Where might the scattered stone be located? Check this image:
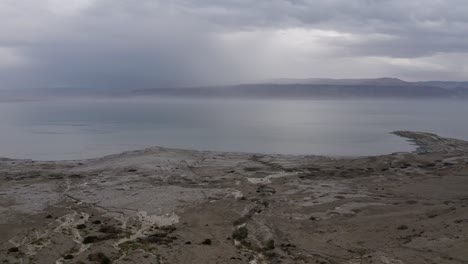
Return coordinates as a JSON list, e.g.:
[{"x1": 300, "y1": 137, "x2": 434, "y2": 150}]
[
  {"x1": 256, "y1": 185, "x2": 276, "y2": 195},
  {"x1": 426, "y1": 212, "x2": 439, "y2": 218},
  {"x1": 99, "y1": 225, "x2": 122, "y2": 234},
  {"x1": 265, "y1": 239, "x2": 275, "y2": 250},
  {"x1": 83, "y1": 236, "x2": 99, "y2": 244},
  {"x1": 93, "y1": 220, "x2": 102, "y2": 225},
  {"x1": 142, "y1": 232, "x2": 177, "y2": 245},
  {"x1": 88, "y1": 252, "x2": 111, "y2": 264},
  {"x1": 64, "y1": 254, "x2": 74, "y2": 260},
  {"x1": 8, "y1": 247, "x2": 19, "y2": 253},
  {"x1": 201, "y1": 239, "x2": 212, "y2": 245},
  {"x1": 77, "y1": 224, "x2": 86, "y2": 229},
  {"x1": 161, "y1": 225, "x2": 177, "y2": 232},
  {"x1": 281, "y1": 243, "x2": 296, "y2": 248},
  {"x1": 232, "y1": 226, "x2": 248, "y2": 240},
  {"x1": 397, "y1": 225, "x2": 409, "y2": 230},
  {"x1": 46, "y1": 214, "x2": 53, "y2": 219}
]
